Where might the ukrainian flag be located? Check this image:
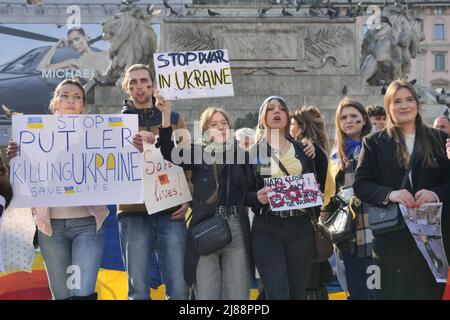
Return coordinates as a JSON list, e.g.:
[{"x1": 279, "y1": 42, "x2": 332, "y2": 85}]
[
  {"x1": 64, "y1": 186, "x2": 76, "y2": 194},
  {"x1": 108, "y1": 117, "x2": 124, "y2": 127},
  {"x1": 27, "y1": 117, "x2": 44, "y2": 129}
]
